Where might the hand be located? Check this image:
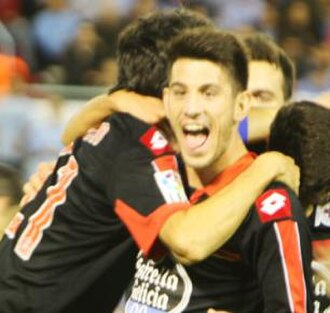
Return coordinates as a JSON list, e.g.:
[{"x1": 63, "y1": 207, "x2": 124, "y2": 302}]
[
  {"x1": 62, "y1": 94, "x2": 113, "y2": 145},
  {"x1": 255, "y1": 152, "x2": 300, "y2": 194},
  {"x1": 62, "y1": 90, "x2": 164, "y2": 145},
  {"x1": 110, "y1": 90, "x2": 165, "y2": 124},
  {"x1": 20, "y1": 161, "x2": 56, "y2": 207}
]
